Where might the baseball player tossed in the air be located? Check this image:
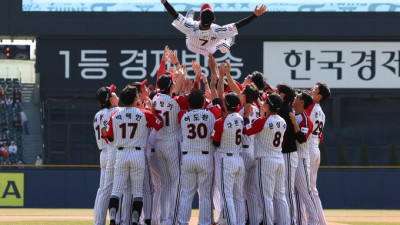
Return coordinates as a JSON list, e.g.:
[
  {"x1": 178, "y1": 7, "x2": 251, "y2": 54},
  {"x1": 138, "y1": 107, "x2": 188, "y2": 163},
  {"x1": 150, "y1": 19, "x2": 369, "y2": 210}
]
[
  {"x1": 107, "y1": 85, "x2": 163, "y2": 225},
  {"x1": 276, "y1": 83, "x2": 298, "y2": 225},
  {"x1": 289, "y1": 91, "x2": 320, "y2": 225},
  {"x1": 211, "y1": 92, "x2": 246, "y2": 225},
  {"x1": 161, "y1": 0, "x2": 267, "y2": 56},
  {"x1": 301, "y1": 82, "x2": 331, "y2": 225},
  {"x1": 94, "y1": 85, "x2": 131, "y2": 225},
  {"x1": 243, "y1": 93, "x2": 290, "y2": 225},
  {"x1": 152, "y1": 73, "x2": 189, "y2": 225},
  {"x1": 177, "y1": 88, "x2": 222, "y2": 225}
]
